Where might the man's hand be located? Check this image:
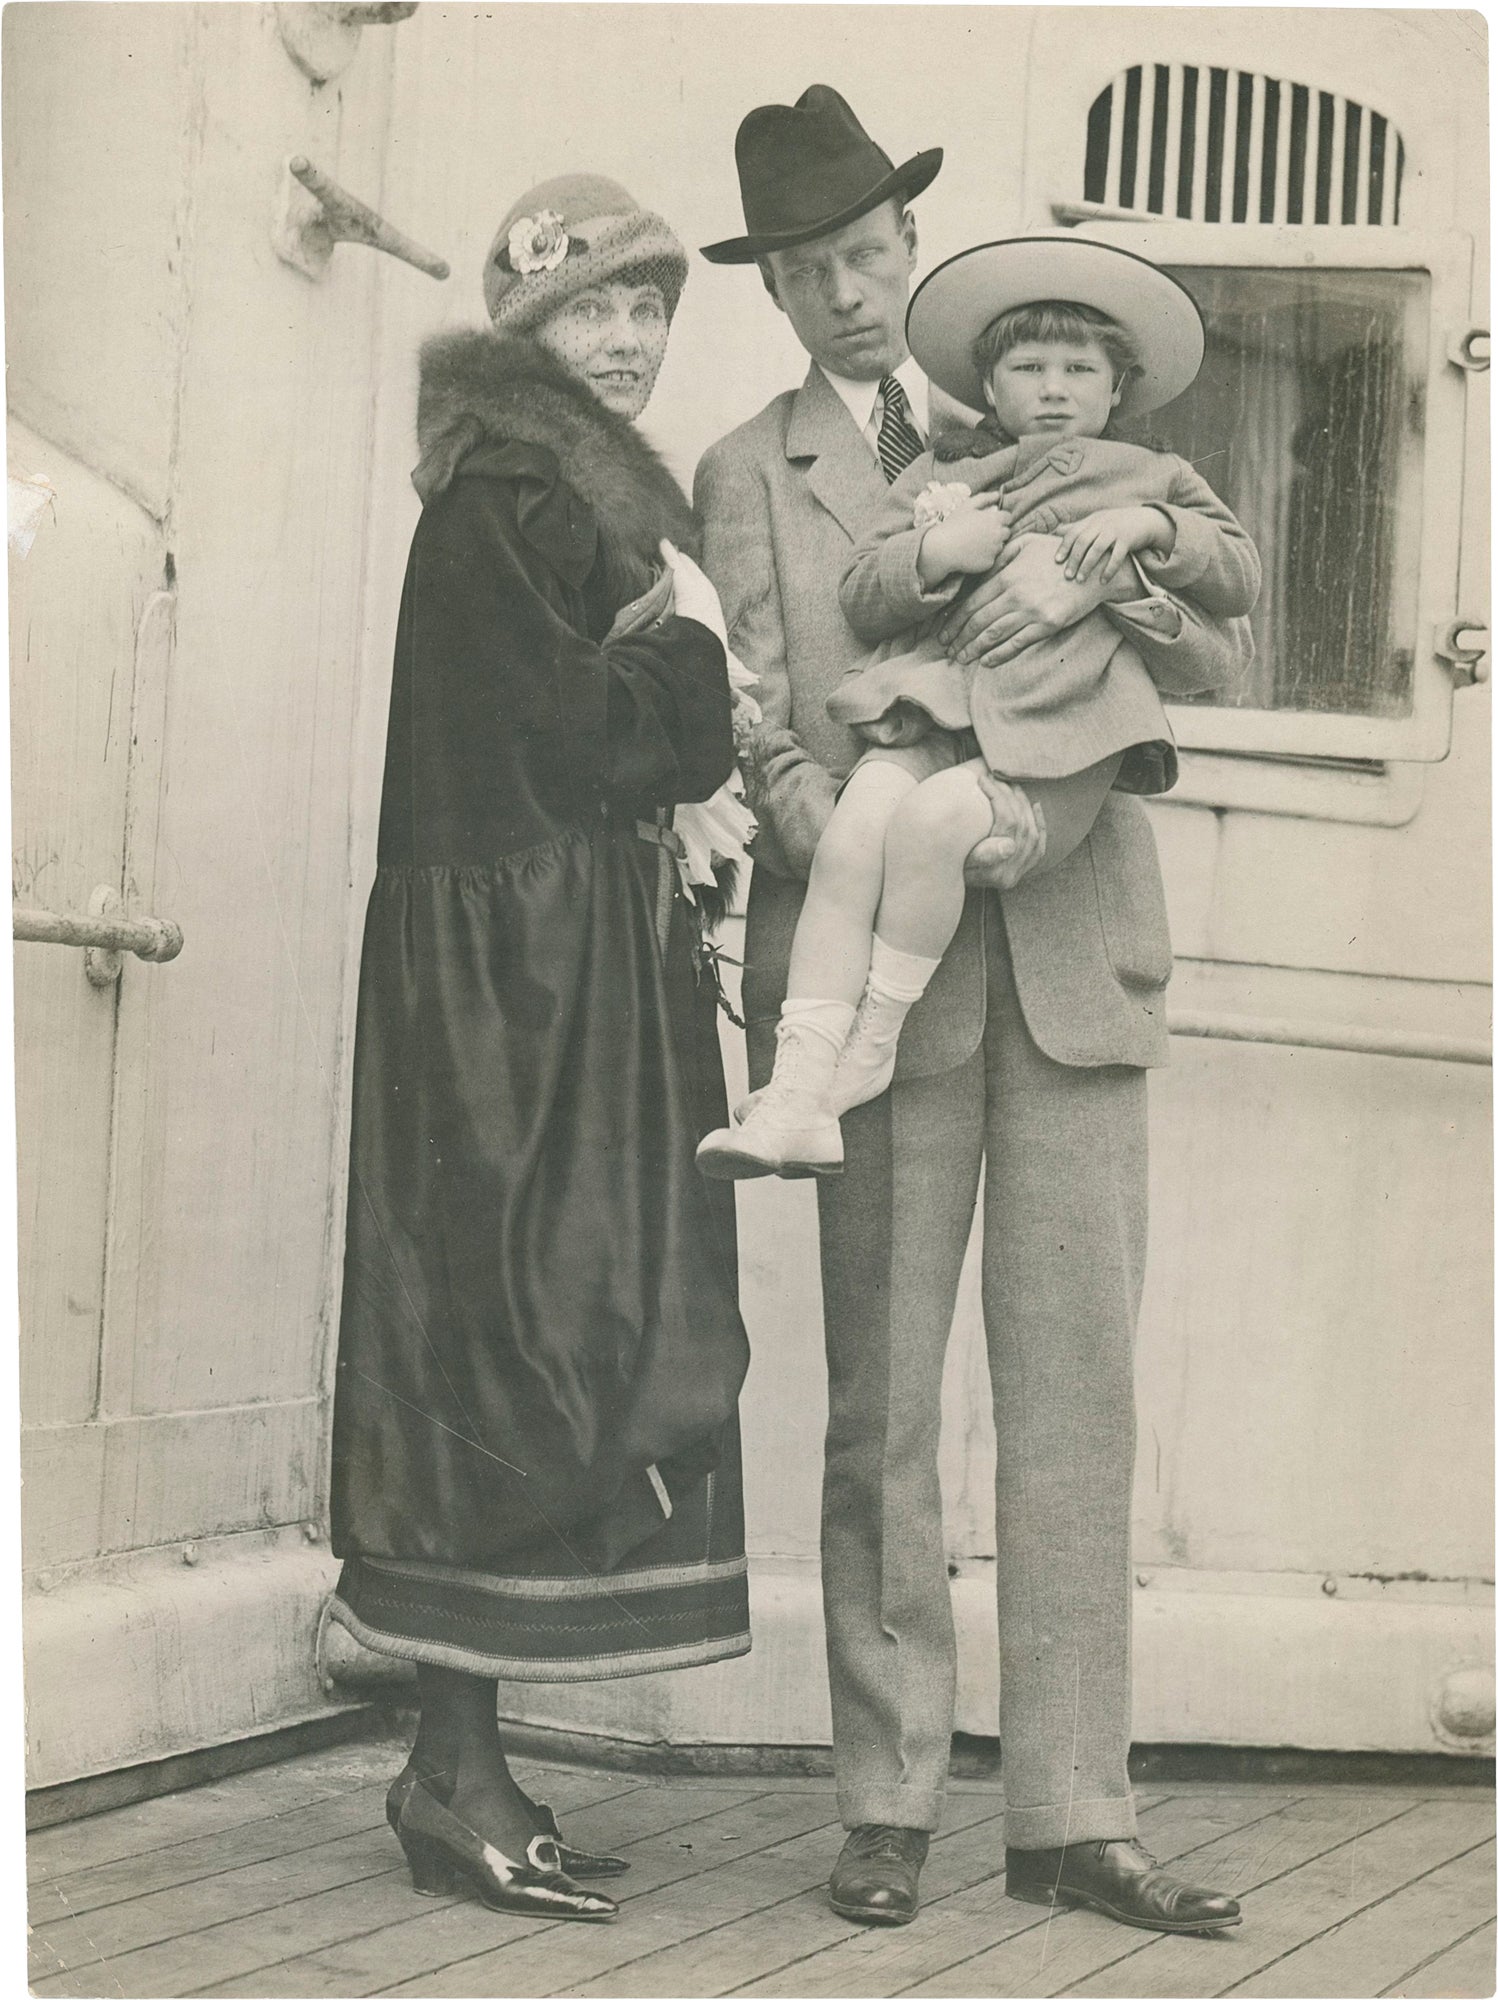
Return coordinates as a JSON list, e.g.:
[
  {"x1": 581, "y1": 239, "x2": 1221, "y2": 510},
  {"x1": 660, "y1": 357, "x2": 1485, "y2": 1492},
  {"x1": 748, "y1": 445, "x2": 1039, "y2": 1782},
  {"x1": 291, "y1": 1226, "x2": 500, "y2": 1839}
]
[
  {"x1": 962, "y1": 771, "x2": 1047, "y2": 891},
  {"x1": 939, "y1": 532, "x2": 1137, "y2": 669}
]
